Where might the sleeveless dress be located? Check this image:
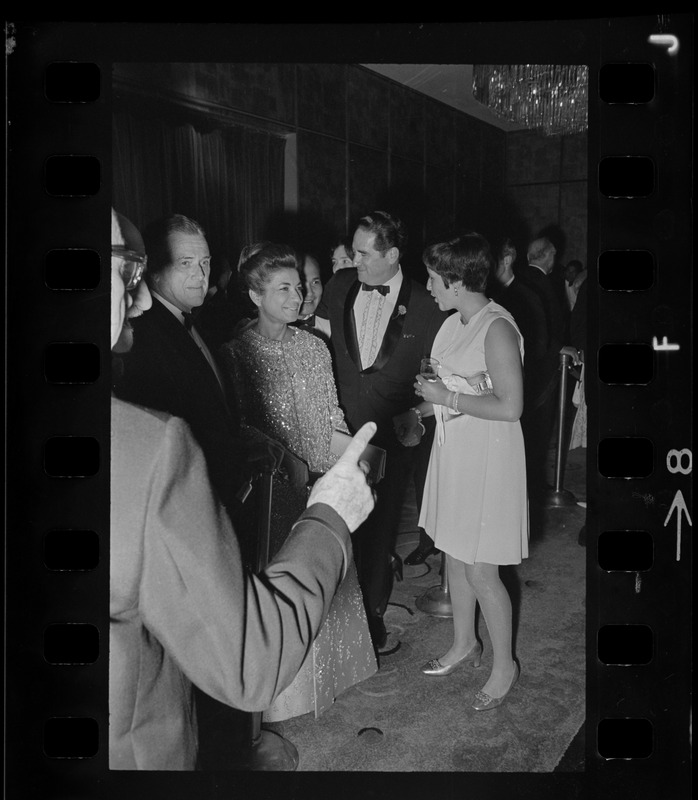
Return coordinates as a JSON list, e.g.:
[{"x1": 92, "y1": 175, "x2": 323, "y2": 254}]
[
  {"x1": 219, "y1": 326, "x2": 377, "y2": 721},
  {"x1": 418, "y1": 301, "x2": 529, "y2": 565}
]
